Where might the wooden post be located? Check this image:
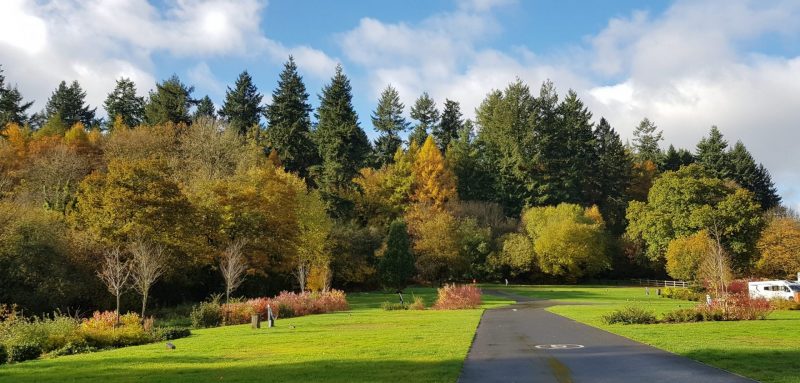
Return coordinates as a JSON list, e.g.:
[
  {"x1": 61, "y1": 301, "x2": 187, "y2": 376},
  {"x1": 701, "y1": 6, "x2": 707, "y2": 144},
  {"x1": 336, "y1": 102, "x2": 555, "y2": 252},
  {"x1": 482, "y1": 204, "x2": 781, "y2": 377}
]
[{"x1": 251, "y1": 314, "x2": 260, "y2": 329}]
